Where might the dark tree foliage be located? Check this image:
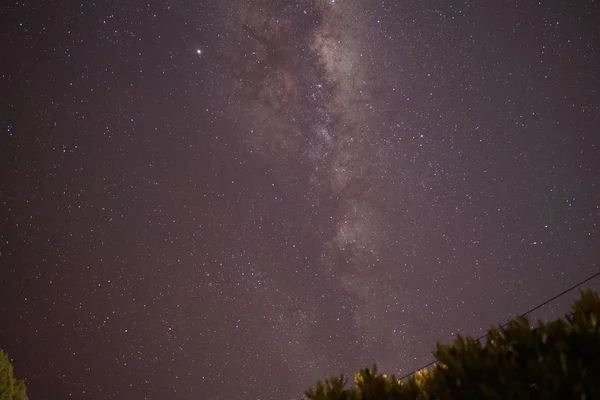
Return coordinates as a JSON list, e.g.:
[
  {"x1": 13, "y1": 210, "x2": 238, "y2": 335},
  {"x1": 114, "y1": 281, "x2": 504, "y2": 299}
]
[
  {"x1": 303, "y1": 290, "x2": 600, "y2": 400},
  {"x1": 0, "y1": 350, "x2": 28, "y2": 400}
]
